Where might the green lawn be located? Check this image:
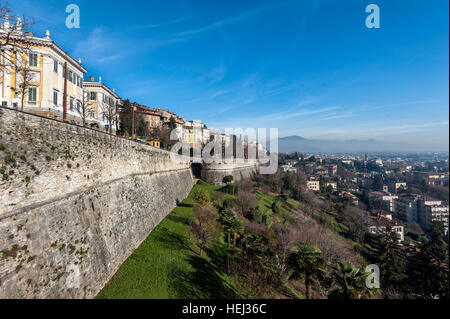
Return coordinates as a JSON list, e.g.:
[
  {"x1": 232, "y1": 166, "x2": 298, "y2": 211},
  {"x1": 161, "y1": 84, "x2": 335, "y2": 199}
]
[{"x1": 96, "y1": 181, "x2": 235, "y2": 299}]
